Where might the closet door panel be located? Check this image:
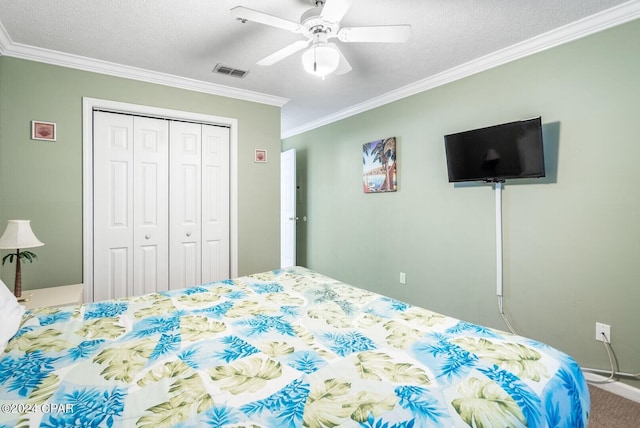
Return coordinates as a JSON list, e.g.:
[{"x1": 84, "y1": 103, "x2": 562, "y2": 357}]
[
  {"x1": 181, "y1": 242, "x2": 199, "y2": 287},
  {"x1": 93, "y1": 112, "x2": 135, "y2": 301},
  {"x1": 108, "y1": 248, "x2": 130, "y2": 299},
  {"x1": 133, "y1": 117, "x2": 169, "y2": 295},
  {"x1": 93, "y1": 110, "x2": 231, "y2": 300},
  {"x1": 170, "y1": 121, "x2": 202, "y2": 289},
  {"x1": 202, "y1": 125, "x2": 230, "y2": 282}
]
